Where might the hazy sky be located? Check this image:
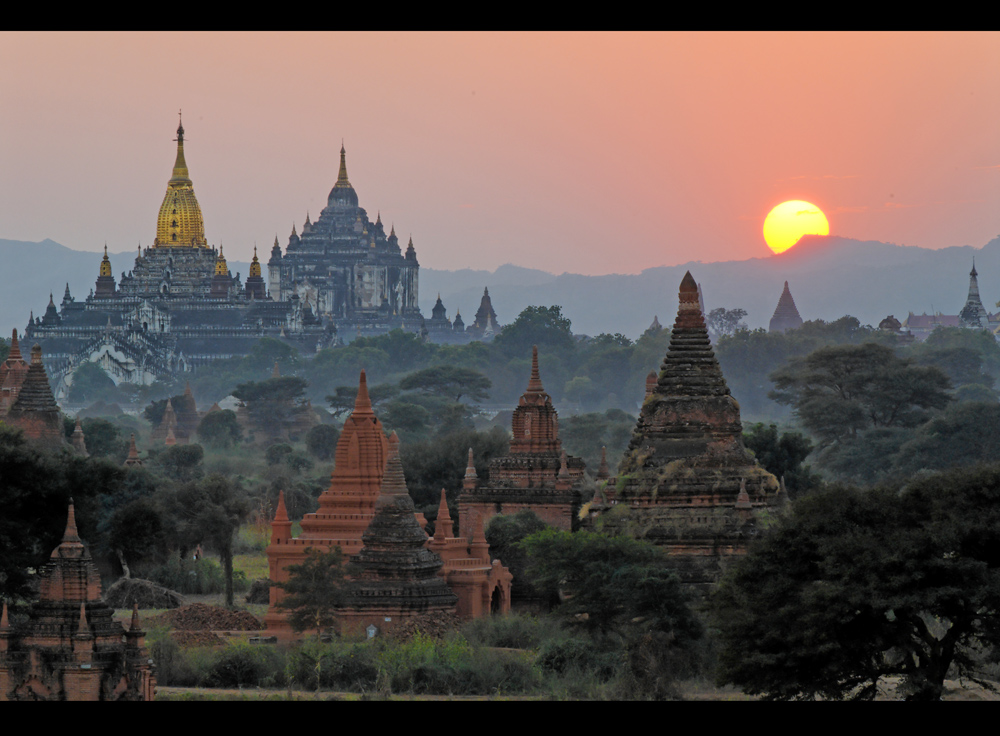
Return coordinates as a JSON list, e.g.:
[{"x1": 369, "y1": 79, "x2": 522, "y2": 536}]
[{"x1": 2, "y1": 32, "x2": 998, "y2": 275}]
